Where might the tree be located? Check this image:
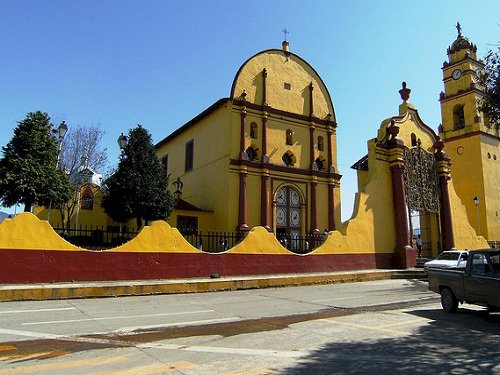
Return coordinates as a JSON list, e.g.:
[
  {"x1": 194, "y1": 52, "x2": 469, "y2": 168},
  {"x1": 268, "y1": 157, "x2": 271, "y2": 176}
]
[
  {"x1": 479, "y1": 48, "x2": 500, "y2": 124},
  {"x1": 0, "y1": 111, "x2": 72, "y2": 212},
  {"x1": 102, "y1": 125, "x2": 175, "y2": 228},
  {"x1": 56, "y1": 124, "x2": 108, "y2": 231}
]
